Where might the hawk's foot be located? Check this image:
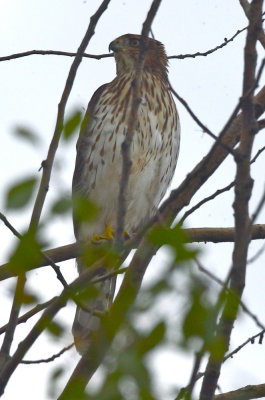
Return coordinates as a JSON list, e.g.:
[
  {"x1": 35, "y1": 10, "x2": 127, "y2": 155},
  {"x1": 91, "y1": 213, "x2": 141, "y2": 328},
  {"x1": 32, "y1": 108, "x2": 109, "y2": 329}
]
[
  {"x1": 91, "y1": 225, "x2": 130, "y2": 244},
  {"x1": 91, "y1": 224, "x2": 115, "y2": 244}
]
